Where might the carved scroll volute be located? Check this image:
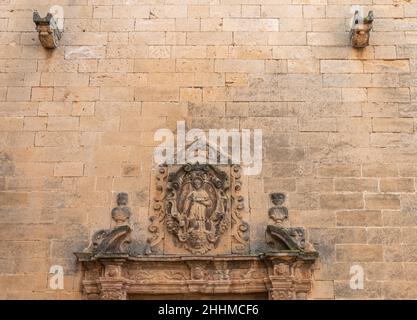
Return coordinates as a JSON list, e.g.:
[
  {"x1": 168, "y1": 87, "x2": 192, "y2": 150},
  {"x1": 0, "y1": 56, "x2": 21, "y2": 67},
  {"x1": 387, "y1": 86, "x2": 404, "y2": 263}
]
[
  {"x1": 83, "y1": 192, "x2": 132, "y2": 255},
  {"x1": 146, "y1": 165, "x2": 168, "y2": 254},
  {"x1": 230, "y1": 165, "x2": 249, "y2": 253}
]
